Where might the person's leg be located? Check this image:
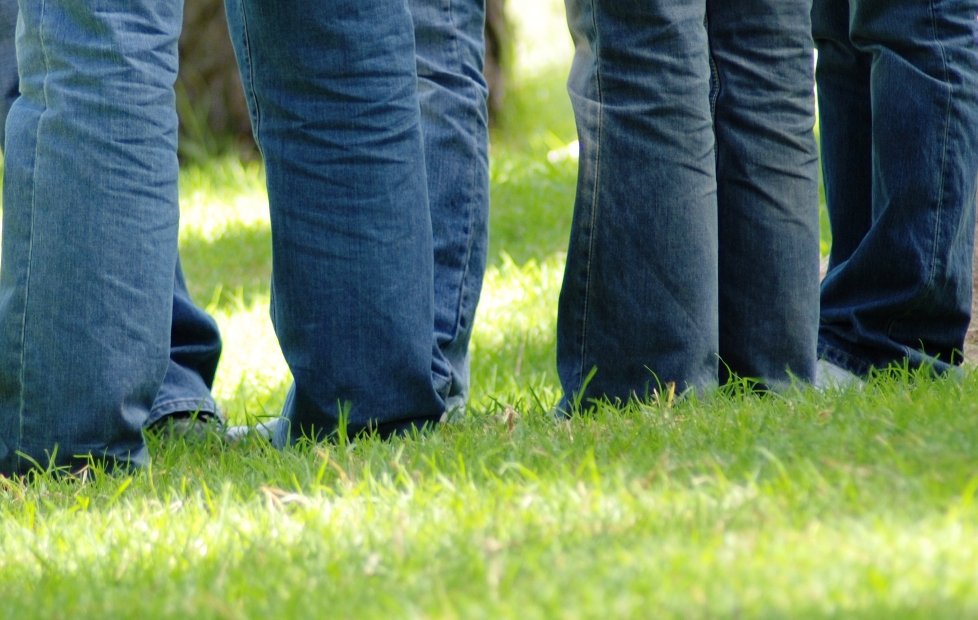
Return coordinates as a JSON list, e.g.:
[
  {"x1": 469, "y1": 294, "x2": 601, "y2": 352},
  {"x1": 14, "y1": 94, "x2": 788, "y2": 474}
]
[
  {"x1": 147, "y1": 258, "x2": 223, "y2": 427},
  {"x1": 0, "y1": 3, "x2": 221, "y2": 433},
  {"x1": 408, "y1": 0, "x2": 490, "y2": 411},
  {"x1": 0, "y1": 0, "x2": 17, "y2": 147},
  {"x1": 815, "y1": 0, "x2": 978, "y2": 375},
  {"x1": 226, "y1": 0, "x2": 446, "y2": 445},
  {"x1": 0, "y1": 0, "x2": 182, "y2": 475},
  {"x1": 707, "y1": 0, "x2": 820, "y2": 388},
  {"x1": 557, "y1": 0, "x2": 718, "y2": 408}
]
